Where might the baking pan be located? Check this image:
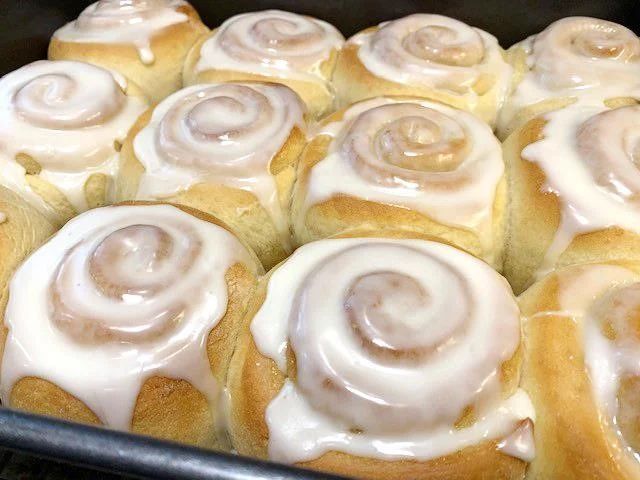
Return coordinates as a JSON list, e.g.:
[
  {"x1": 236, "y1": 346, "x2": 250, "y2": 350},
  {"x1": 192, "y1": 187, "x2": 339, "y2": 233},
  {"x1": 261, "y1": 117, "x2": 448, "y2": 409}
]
[{"x1": 0, "y1": 0, "x2": 639, "y2": 478}]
